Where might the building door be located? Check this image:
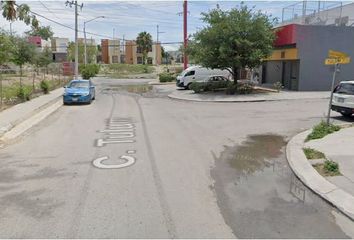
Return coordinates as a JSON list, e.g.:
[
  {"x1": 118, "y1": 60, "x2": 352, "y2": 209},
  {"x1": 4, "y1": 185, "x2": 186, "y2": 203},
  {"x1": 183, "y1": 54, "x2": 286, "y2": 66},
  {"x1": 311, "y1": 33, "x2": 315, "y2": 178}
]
[
  {"x1": 289, "y1": 61, "x2": 299, "y2": 91},
  {"x1": 281, "y1": 62, "x2": 286, "y2": 87}
]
